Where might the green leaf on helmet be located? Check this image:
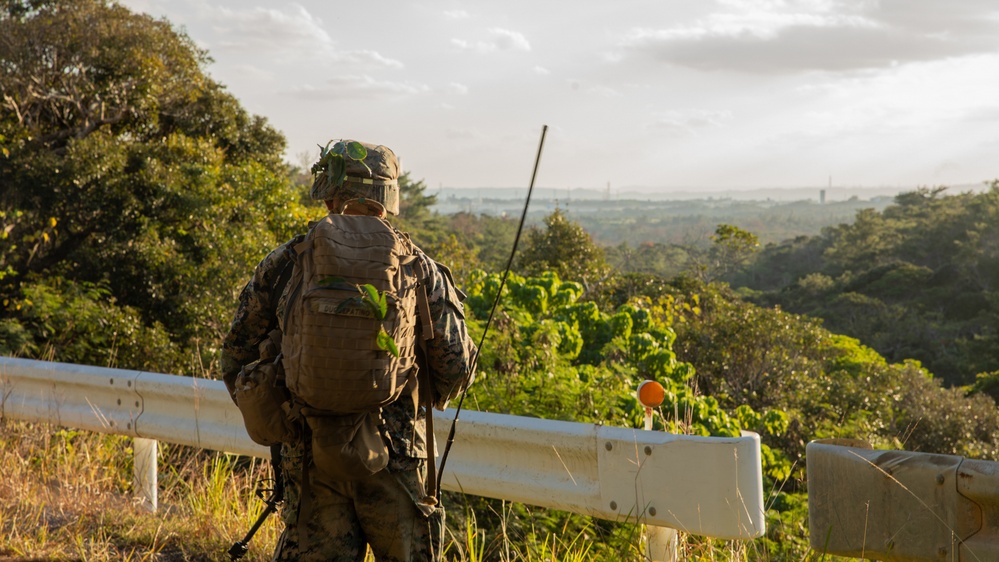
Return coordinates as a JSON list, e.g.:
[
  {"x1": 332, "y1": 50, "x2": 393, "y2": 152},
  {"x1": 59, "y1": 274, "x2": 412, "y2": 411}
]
[
  {"x1": 323, "y1": 156, "x2": 346, "y2": 188},
  {"x1": 345, "y1": 141, "x2": 367, "y2": 161}
]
